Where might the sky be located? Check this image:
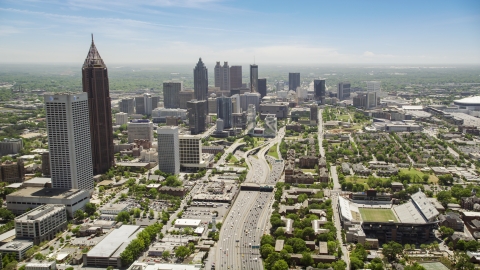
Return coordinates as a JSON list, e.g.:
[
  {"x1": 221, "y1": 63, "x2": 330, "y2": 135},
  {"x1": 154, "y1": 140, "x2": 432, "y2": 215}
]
[{"x1": 0, "y1": 0, "x2": 479, "y2": 65}]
